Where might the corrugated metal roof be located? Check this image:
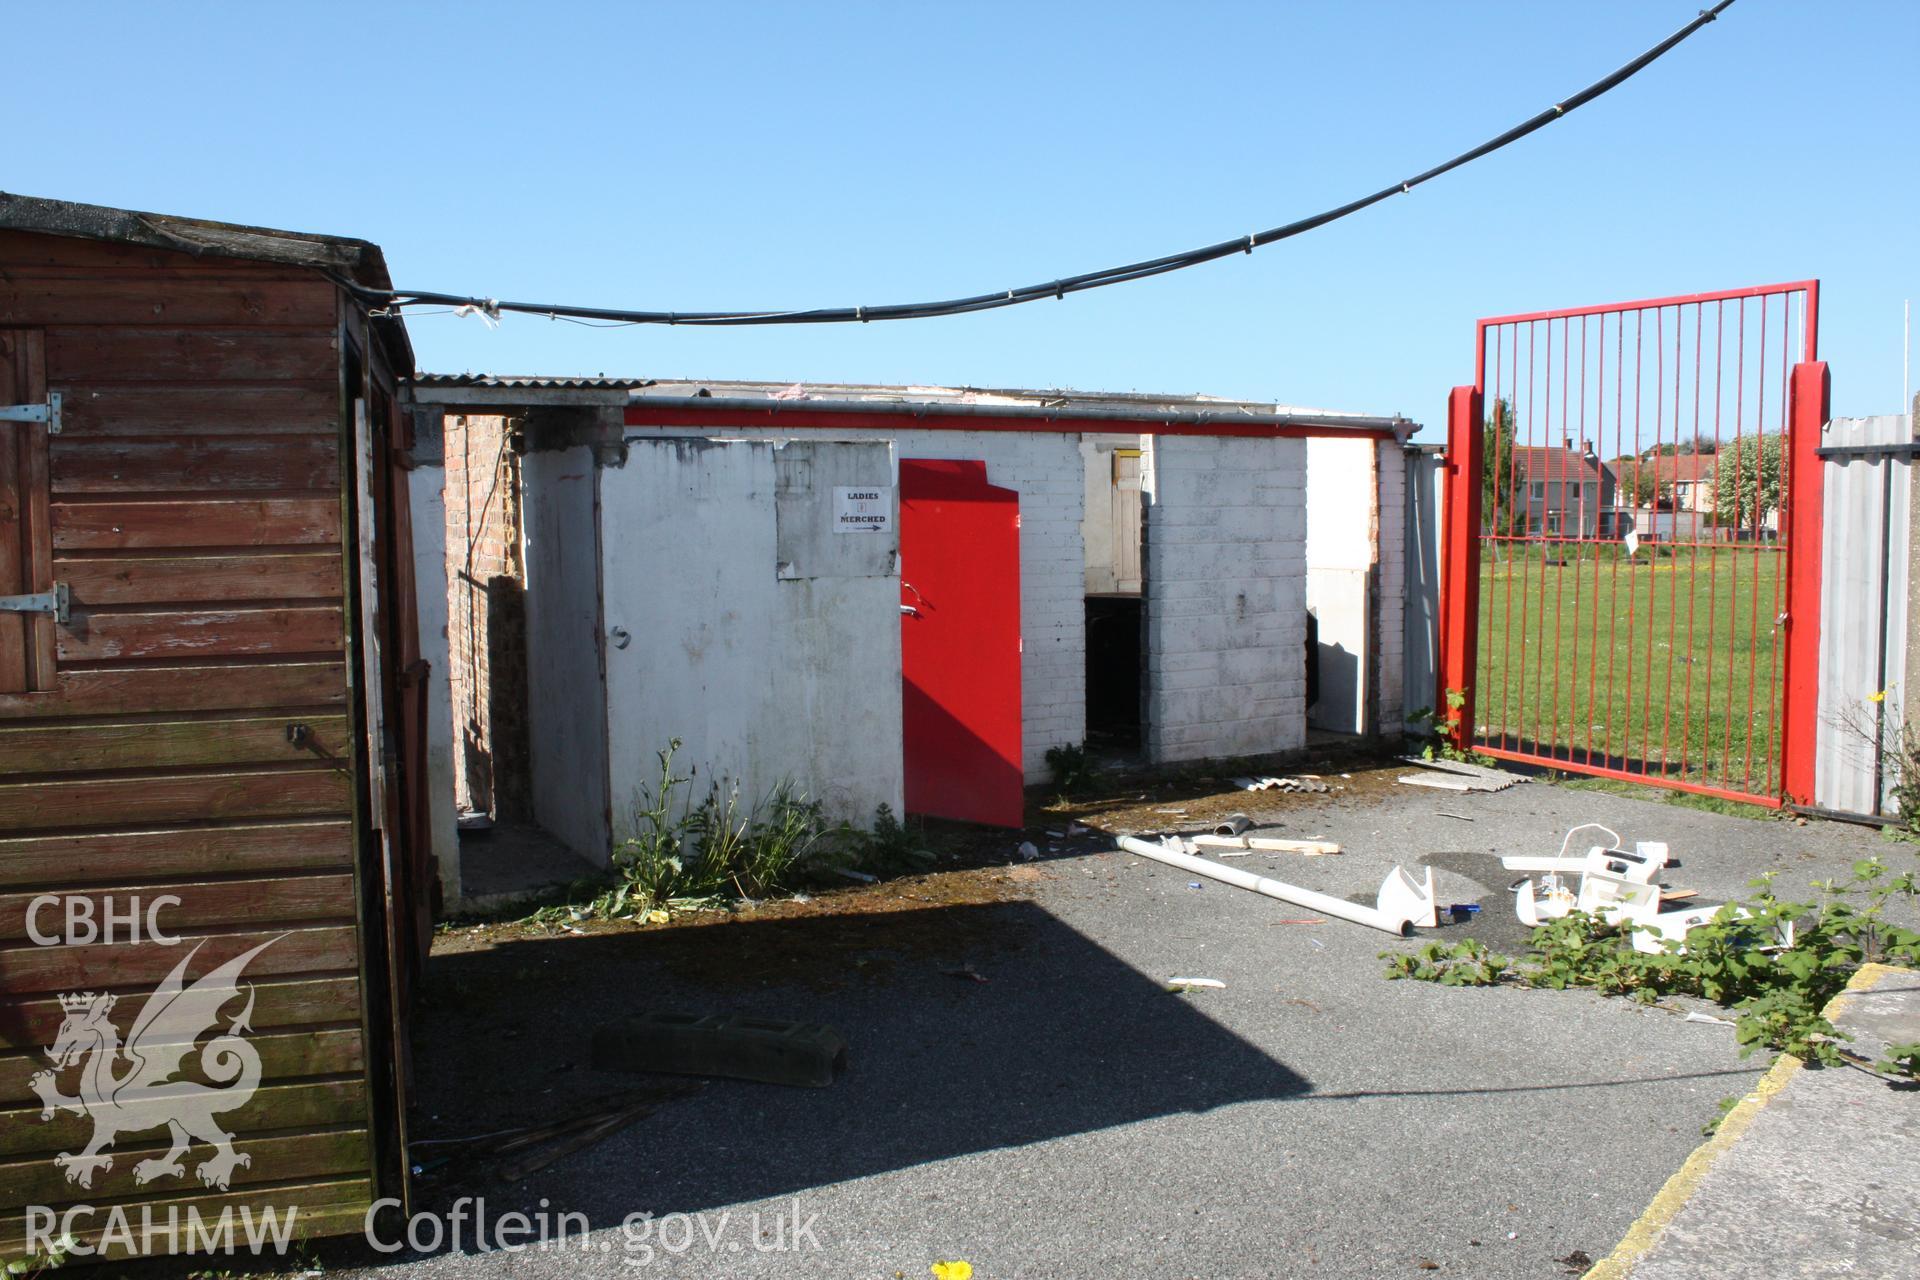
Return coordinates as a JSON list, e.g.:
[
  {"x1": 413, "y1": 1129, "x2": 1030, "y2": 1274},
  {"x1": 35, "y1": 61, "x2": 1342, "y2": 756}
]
[
  {"x1": 406, "y1": 376, "x2": 1415, "y2": 433},
  {"x1": 410, "y1": 374, "x2": 653, "y2": 389},
  {"x1": 627, "y1": 378, "x2": 1371, "y2": 421}
]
